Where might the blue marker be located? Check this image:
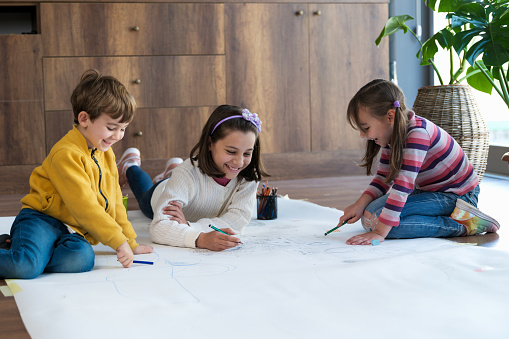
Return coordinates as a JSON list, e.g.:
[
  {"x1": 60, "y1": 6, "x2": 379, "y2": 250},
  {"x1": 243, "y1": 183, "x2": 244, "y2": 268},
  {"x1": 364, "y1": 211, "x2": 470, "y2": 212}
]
[
  {"x1": 133, "y1": 260, "x2": 154, "y2": 265},
  {"x1": 371, "y1": 239, "x2": 380, "y2": 246}
]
